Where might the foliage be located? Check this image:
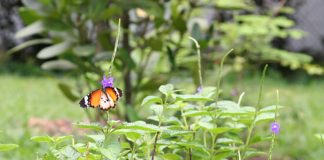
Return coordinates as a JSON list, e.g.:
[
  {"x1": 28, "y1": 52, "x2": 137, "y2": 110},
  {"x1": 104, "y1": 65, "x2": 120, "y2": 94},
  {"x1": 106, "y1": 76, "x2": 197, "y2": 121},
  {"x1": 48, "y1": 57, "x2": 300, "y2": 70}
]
[
  {"x1": 29, "y1": 74, "x2": 282, "y2": 159},
  {"x1": 8, "y1": 0, "x2": 323, "y2": 121}
]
